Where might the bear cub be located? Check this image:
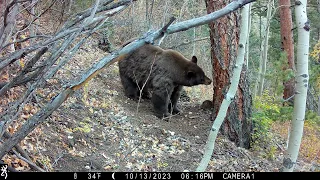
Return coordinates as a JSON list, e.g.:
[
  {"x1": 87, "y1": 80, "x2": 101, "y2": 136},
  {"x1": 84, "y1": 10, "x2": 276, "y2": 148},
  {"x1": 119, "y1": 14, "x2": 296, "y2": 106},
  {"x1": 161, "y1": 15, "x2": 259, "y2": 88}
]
[{"x1": 118, "y1": 44, "x2": 212, "y2": 118}]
